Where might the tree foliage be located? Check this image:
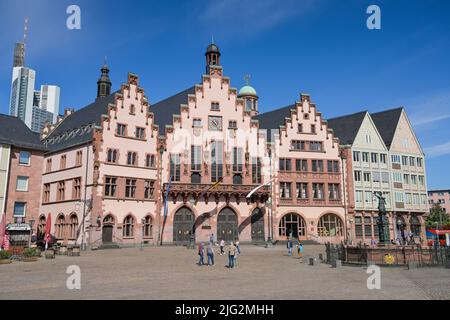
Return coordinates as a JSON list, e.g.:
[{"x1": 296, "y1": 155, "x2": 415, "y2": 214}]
[{"x1": 426, "y1": 203, "x2": 450, "y2": 228}]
